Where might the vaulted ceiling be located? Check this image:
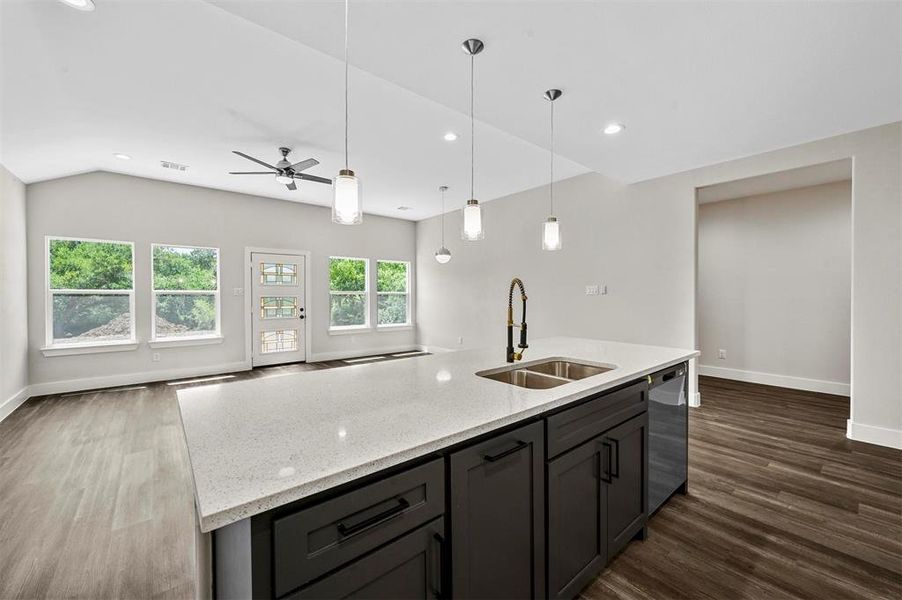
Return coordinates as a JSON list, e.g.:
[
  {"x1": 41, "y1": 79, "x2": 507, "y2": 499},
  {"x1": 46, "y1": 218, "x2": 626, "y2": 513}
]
[{"x1": 1, "y1": 0, "x2": 899, "y2": 220}]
